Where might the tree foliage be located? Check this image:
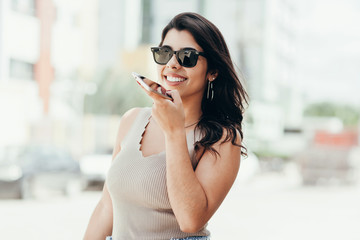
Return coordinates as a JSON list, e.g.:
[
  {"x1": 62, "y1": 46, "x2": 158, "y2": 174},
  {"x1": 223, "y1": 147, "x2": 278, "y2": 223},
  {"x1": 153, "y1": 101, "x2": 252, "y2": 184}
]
[
  {"x1": 84, "y1": 69, "x2": 151, "y2": 115},
  {"x1": 304, "y1": 102, "x2": 359, "y2": 126}
]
